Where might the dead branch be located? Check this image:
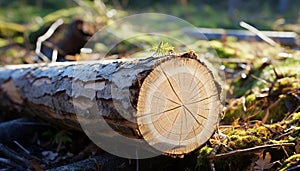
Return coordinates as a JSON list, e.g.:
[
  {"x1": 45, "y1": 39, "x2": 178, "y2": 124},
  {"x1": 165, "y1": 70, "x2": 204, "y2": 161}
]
[
  {"x1": 0, "y1": 143, "x2": 32, "y2": 169},
  {"x1": 35, "y1": 19, "x2": 64, "y2": 62},
  {"x1": 208, "y1": 143, "x2": 295, "y2": 160}
]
